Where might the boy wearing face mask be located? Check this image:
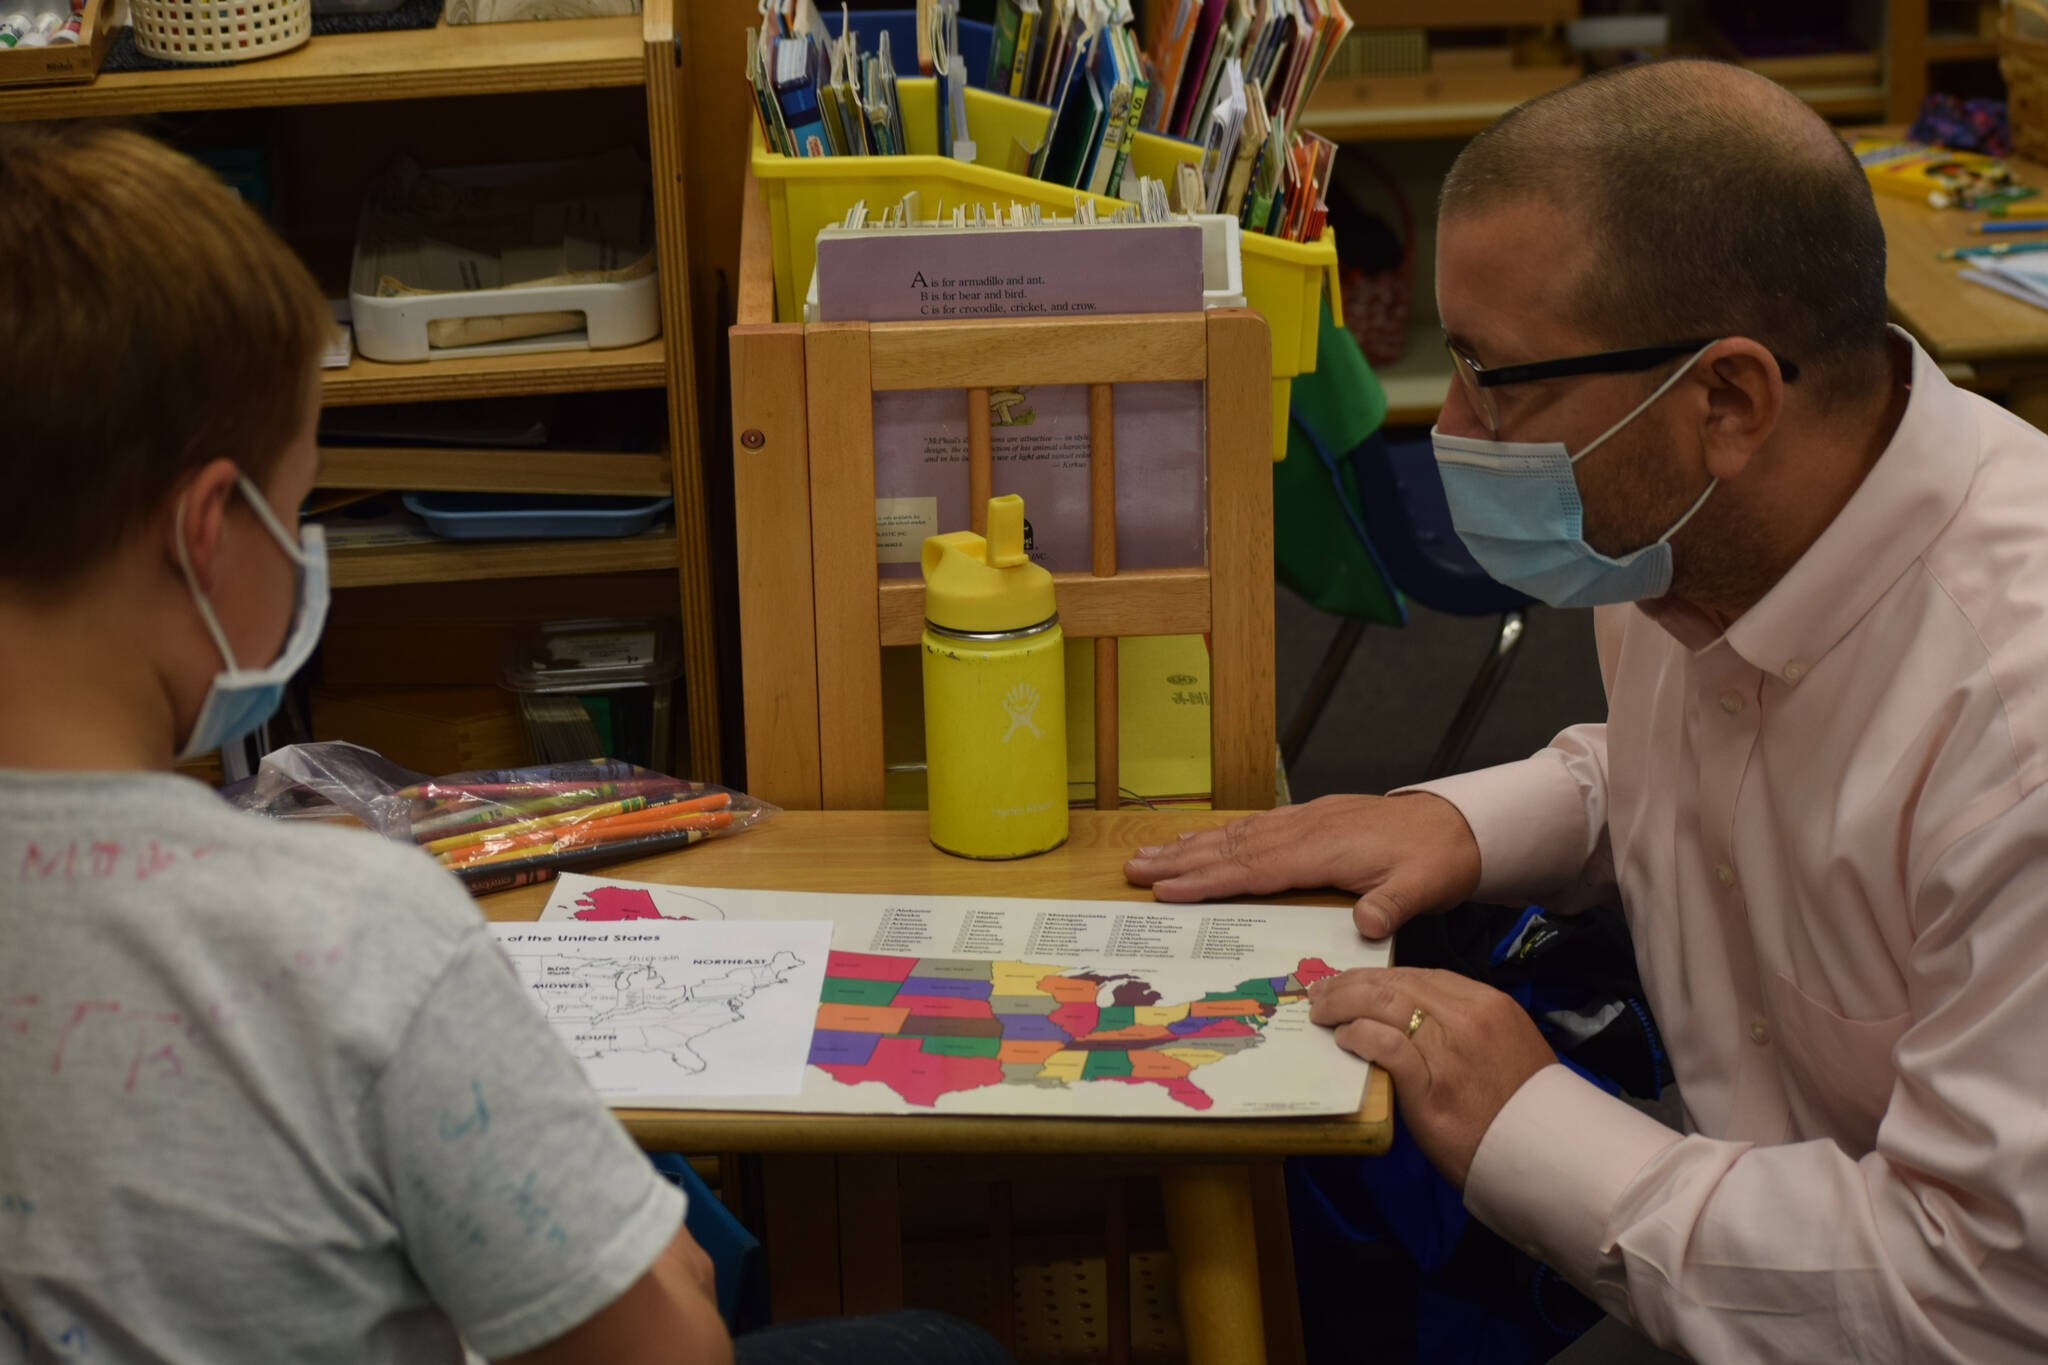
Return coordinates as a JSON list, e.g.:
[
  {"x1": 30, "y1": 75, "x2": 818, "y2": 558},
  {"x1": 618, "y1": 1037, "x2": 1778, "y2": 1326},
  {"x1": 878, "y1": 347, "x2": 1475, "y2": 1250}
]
[{"x1": 0, "y1": 121, "x2": 740, "y2": 1365}]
